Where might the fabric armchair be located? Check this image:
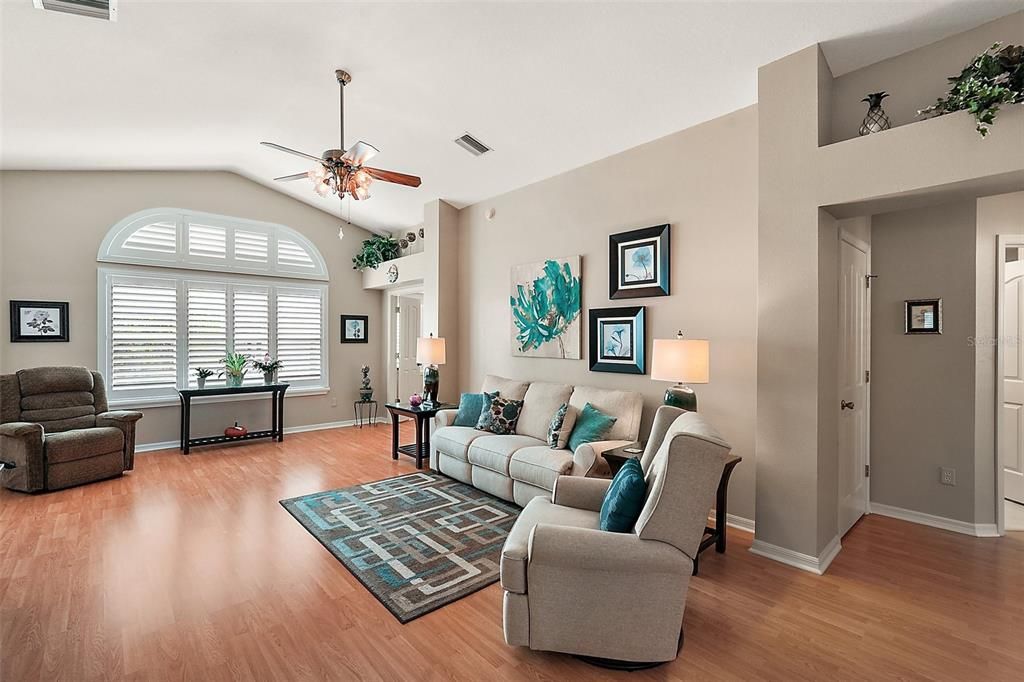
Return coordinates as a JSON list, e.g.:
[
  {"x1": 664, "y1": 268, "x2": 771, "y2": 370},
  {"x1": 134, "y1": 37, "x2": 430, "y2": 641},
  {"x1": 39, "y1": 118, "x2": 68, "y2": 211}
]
[
  {"x1": 0, "y1": 367, "x2": 142, "y2": 493},
  {"x1": 500, "y1": 407, "x2": 737, "y2": 666}
]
